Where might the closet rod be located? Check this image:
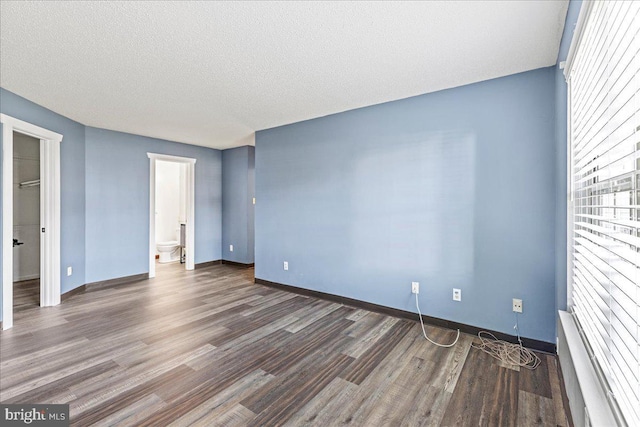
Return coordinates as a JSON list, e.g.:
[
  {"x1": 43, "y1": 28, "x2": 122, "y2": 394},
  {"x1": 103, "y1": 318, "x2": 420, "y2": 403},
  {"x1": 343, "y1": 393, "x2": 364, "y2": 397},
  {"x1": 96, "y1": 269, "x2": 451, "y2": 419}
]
[{"x1": 19, "y1": 179, "x2": 40, "y2": 188}]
